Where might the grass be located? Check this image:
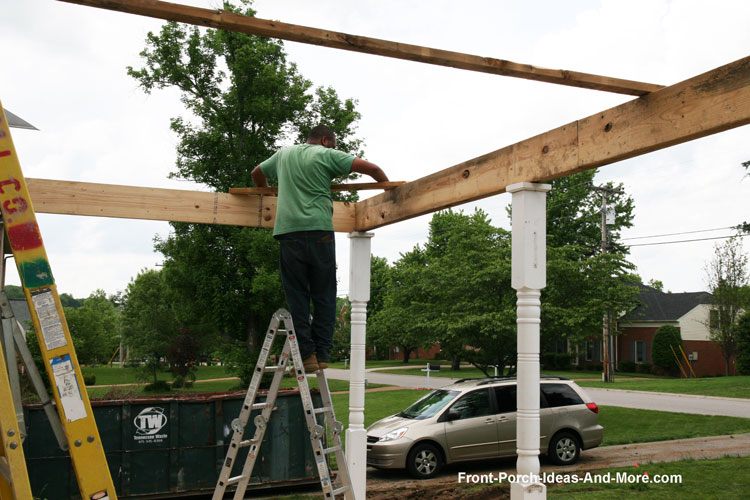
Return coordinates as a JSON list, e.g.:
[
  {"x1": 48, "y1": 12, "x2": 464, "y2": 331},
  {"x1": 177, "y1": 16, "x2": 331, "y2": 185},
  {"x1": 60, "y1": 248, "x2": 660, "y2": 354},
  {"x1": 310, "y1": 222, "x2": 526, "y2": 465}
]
[
  {"x1": 546, "y1": 457, "x2": 750, "y2": 499},
  {"x1": 375, "y1": 366, "x2": 666, "y2": 380},
  {"x1": 598, "y1": 406, "x2": 750, "y2": 446},
  {"x1": 578, "y1": 375, "x2": 750, "y2": 399},
  {"x1": 327, "y1": 359, "x2": 454, "y2": 370},
  {"x1": 81, "y1": 365, "x2": 233, "y2": 385}
]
